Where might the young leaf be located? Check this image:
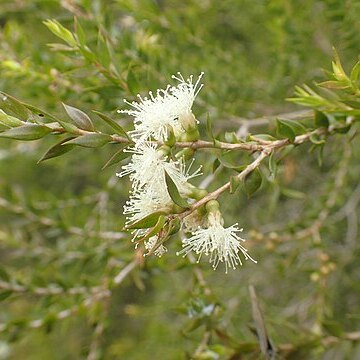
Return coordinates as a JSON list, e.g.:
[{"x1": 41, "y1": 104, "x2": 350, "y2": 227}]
[
  {"x1": 43, "y1": 19, "x2": 77, "y2": 47},
  {"x1": 62, "y1": 103, "x2": 95, "y2": 131},
  {"x1": 350, "y1": 60, "x2": 360, "y2": 83},
  {"x1": 93, "y1": 111, "x2": 130, "y2": 138},
  {"x1": 136, "y1": 215, "x2": 166, "y2": 243},
  {"x1": 0, "y1": 124, "x2": 52, "y2": 140},
  {"x1": 276, "y1": 119, "x2": 296, "y2": 142},
  {"x1": 125, "y1": 211, "x2": 166, "y2": 230},
  {"x1": 102, "y1": 146, "x2": 130, "y2": 169},
  {"x1": 63, "y1": 133, "x2": 111, "y2": 148},
  {"x1": 38, "y1": 137, "x2": 76, "y2": 163},
  {"x1": 164, "y1": 170, "x2": 189, "y2": 209},
  {"x1": 0, "y1": 110, "x2": 23, "y2": 127}
]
